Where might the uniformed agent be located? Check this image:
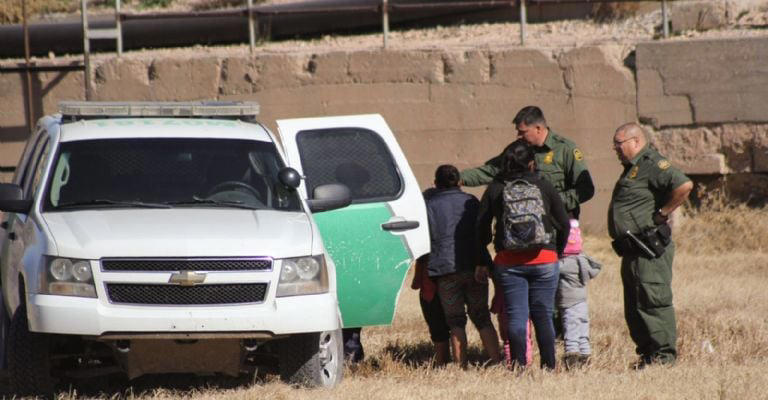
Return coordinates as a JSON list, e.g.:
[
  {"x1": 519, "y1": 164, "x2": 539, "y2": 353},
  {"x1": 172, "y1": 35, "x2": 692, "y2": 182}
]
[
  {"x1": 460, "y1": 106, "x2": 594, "y2": 218},
  {"x1": 609, "y1": 123, "x2": 693, "y2": 368}
]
